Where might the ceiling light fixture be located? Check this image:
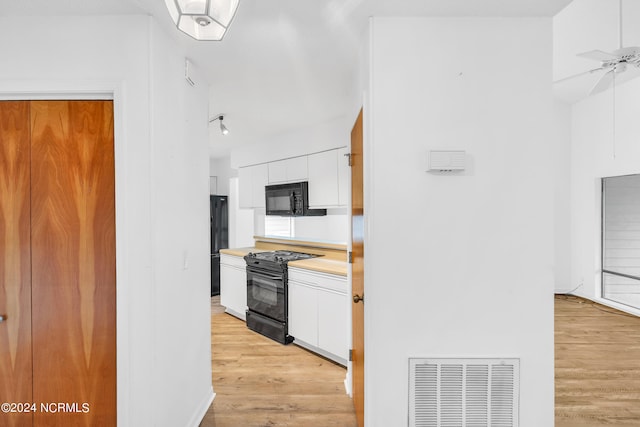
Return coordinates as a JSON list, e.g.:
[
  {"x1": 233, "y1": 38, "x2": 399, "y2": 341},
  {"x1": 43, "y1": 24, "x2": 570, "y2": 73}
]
[
  {"x1": 164, "y1": 0, "x2": 240, "y2": 41},
  {"x1": 209, "y1": 114, "x2": 229, "y2": 135}
]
